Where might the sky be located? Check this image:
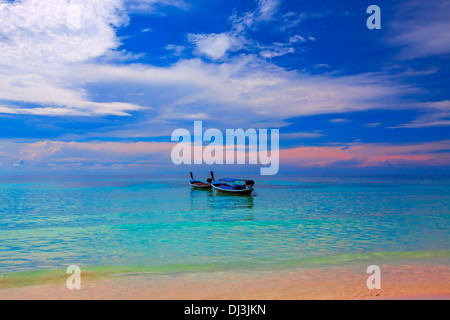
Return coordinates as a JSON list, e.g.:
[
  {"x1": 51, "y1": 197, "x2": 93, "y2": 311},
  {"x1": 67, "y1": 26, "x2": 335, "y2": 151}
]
[{"x1": 0, "y1": 0, "x2": 449, "y2": 175}]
